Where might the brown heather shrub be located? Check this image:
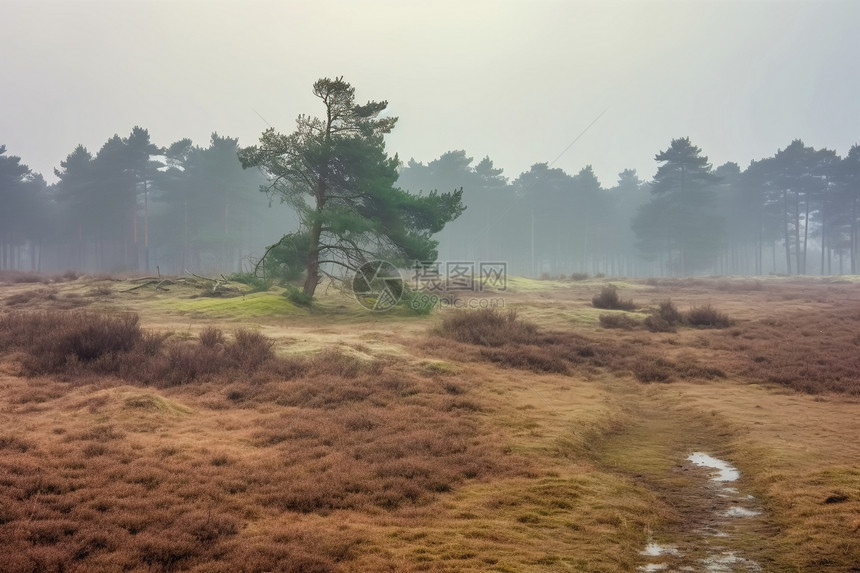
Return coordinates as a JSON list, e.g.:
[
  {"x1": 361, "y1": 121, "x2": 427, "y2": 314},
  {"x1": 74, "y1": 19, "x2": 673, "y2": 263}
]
[
  {"x1": 433, "y1": 308, "x2": 538, "y2": 347},
  {"x1": 643, "y1": 315, "x2": 675, "y2": 333},
  {"x1": 85, "y1": 284, "x2": 113, "y2": 297},
  {"x1": 199, "y1": 325, "x2": 225, "y2": 347},
  {"x1": 569, "y1": 272, "x2": 589, "y2": 281},
  {"x1": 0, "y1": 311, "x2": 309, "y2": 387},
  {"x1": 599, "y1": 313, "x2": 640, "y2": 330},
  {"x1": 592, "y1": 285, "x2": 636, "y2": 310},
  {"x1": 685, "y1": 304, "x2": 731, "y2": 328},
  {"x1": 656, "y1": 299, "x2": 683, "y2": 325},
  {"x1": 631, "y1": 357, "x2": 673, "y2": 383},
  {"x1": 225, "y1": 329, "x2": 274, "y2": 369},
  {"x1": 0, "y1": 271, "x2": 52, "y2": 284},
  {"x1": 0, "y1": 434, "x2": 33, "y2": 452},
  {"x1": 709, "y1": 307, "x2": 860, "y2": 394},
  {"x1": 429, "y1": 313, "x2": 645, "y2": 377},
  {"x1": 480, "y1": 345, "x2": 570, "y2": 374},
  {"x1": 714, "y1": 279, "x2": 763, "y2": 292}
]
